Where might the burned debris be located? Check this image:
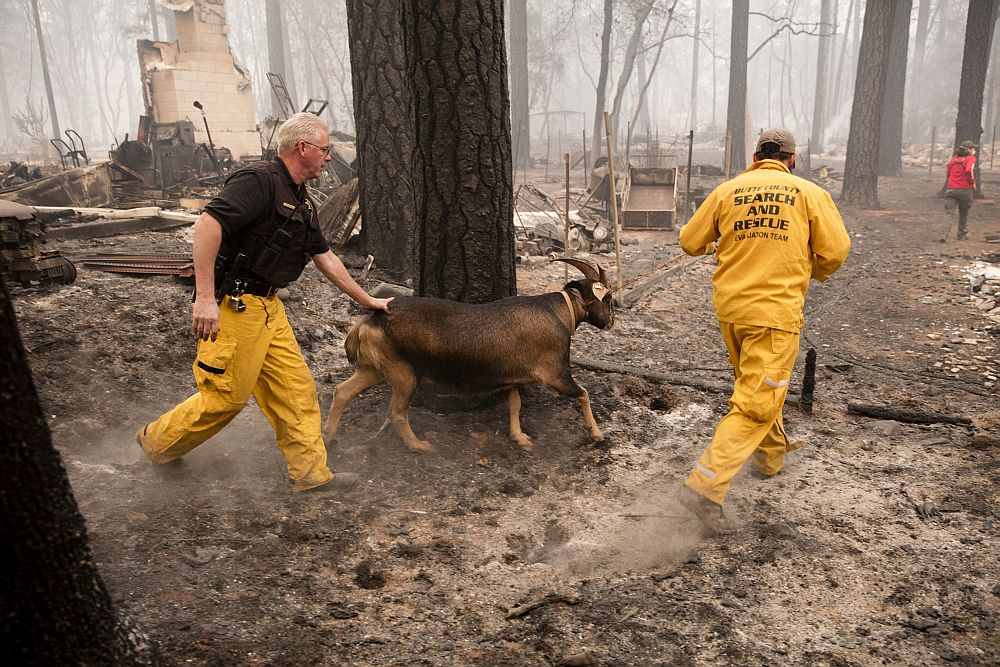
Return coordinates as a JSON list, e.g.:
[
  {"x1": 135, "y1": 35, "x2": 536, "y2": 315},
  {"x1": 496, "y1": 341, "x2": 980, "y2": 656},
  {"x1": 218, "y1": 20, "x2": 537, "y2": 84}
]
[{"x1": 0, "y1": 200, "x2": 76, "y2": 286}]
